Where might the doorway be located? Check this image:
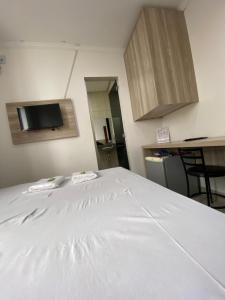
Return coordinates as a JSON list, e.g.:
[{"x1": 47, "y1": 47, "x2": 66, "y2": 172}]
[{"x1": 85, "y1": 77, "x2": 129, "y2": 170}]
